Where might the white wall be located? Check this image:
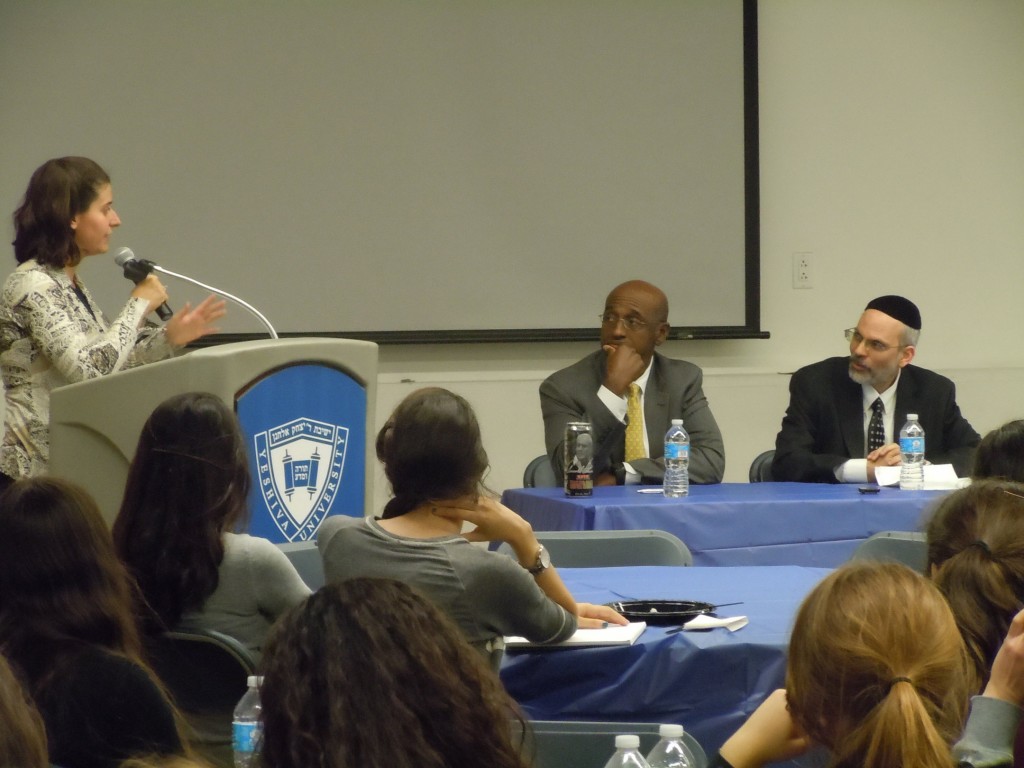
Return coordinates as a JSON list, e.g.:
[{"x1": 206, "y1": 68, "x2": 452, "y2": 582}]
[{"x1": 367, "y1": 0, "x2": 1024, "y2": 512}]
